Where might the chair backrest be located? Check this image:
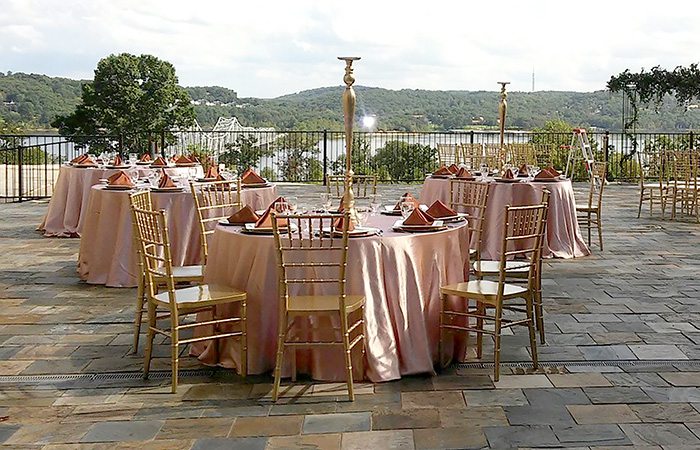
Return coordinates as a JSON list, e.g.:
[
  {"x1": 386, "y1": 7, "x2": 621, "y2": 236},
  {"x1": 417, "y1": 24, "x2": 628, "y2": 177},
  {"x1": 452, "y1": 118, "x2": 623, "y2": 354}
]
[
  {"x1": 271, "y1": 212, "x2": 351, "y2": 312},
  {"x1": 460, "y1": 143, "x2": 484, "y2": 169},
  {"x1": 506, "y1": 143, "x2": 537, "y2": 166},
  {"x1": 190, "y1": 179, "x2": 242, "y2": 263},
  {"x1": 129, "y1": 189, "x2": 153, "y2": 267},
  {"x1": 449, "y1": 180, "x2": 490, "y2": 258},
  {"x1": 497, "y1": 202, "x2": 548, "y2": 294},
  {"x1": 534, "y1": 144, "x2": 555, "y2": 167},
  {"x1": 587, "y1": 162, "x2": 607, "y2": 210},
  {"x1": 130, "y1": 204, "x2": 178, "y2": 313},
  {"x1": 326, "y1": 175, "x2": 377, "y2": 199},
  {"x1": 483, "y1": 144, "x2": 505, "y2": 169},
  {"x1": 669, "y1": 149, "x2": 695, "y2": 187},
  {"x1": 437, "y1": 144, "x2": 460, "y2": 166}
]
